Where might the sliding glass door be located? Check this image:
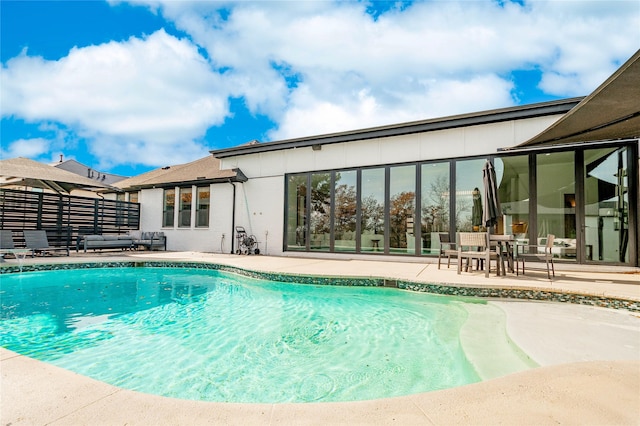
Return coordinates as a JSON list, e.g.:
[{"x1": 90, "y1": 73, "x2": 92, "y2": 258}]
[
  {"x1": 283, "y1": 142, "x2": 636, "y2": 265},
  {"x1": 583, "y1": 146, "x2": 630, "y2": 263},
  {"x1": 536, "y1": 151, "x2": 577, "y2": 260}
]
